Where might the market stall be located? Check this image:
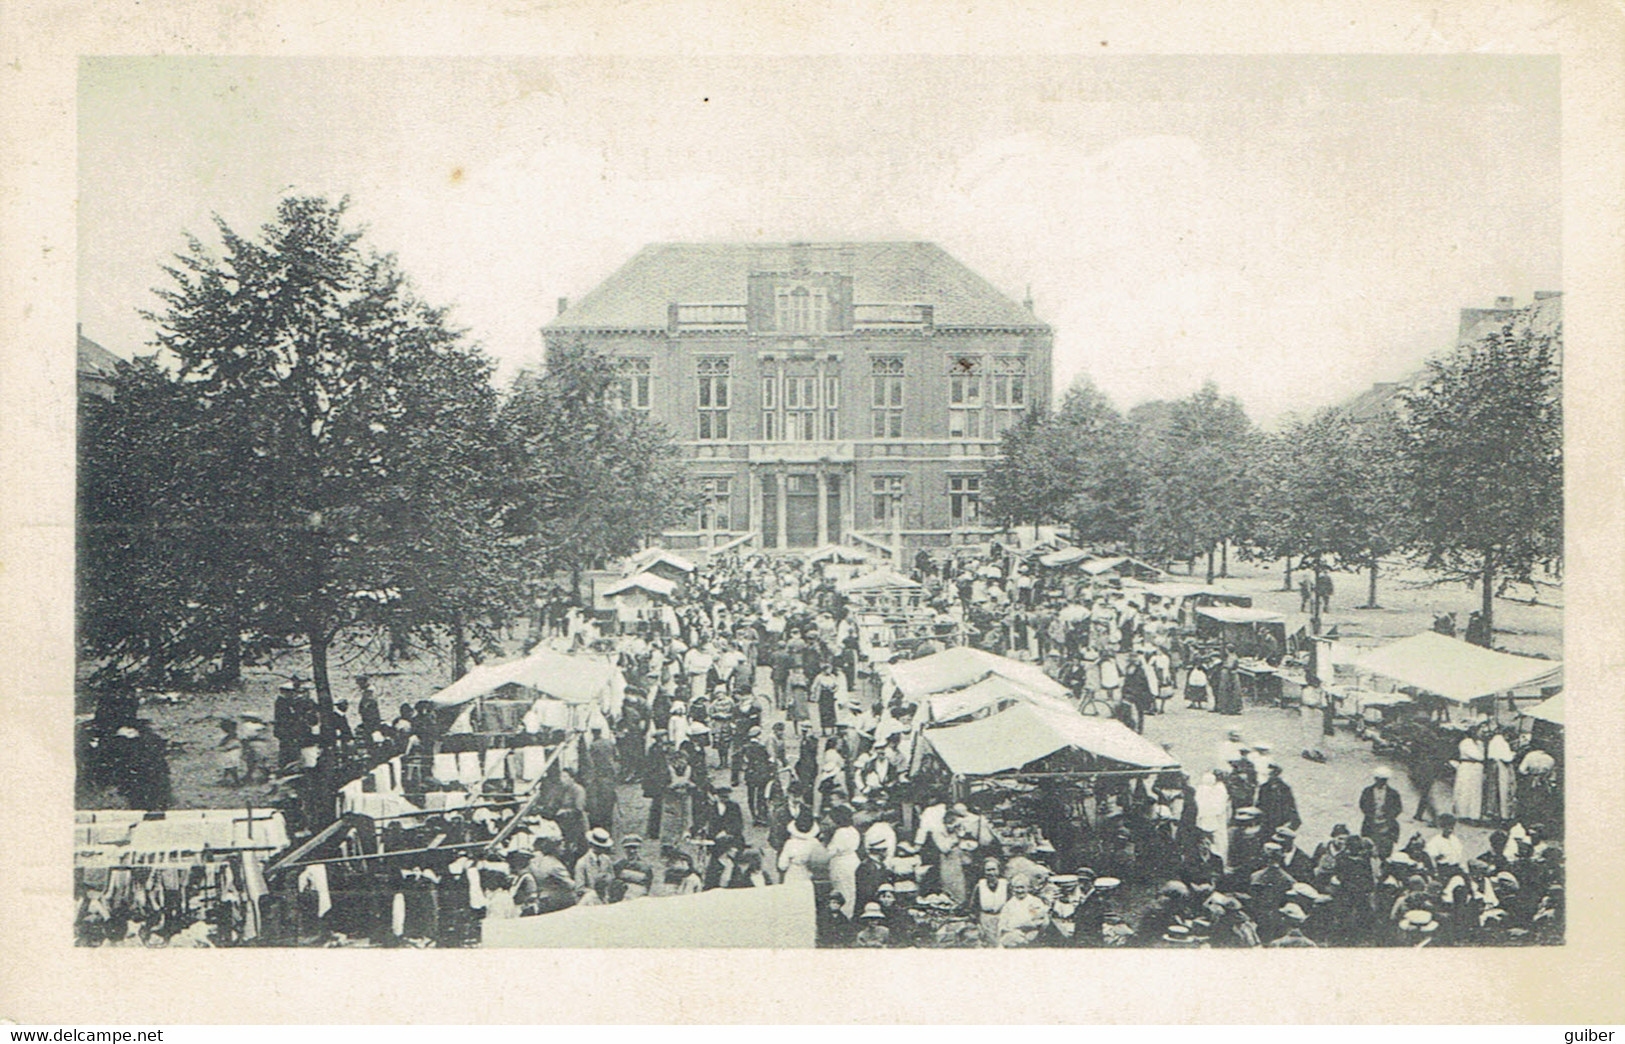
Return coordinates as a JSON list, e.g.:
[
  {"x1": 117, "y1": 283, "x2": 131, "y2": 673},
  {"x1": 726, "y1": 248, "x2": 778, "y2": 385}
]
[
  {"x1": 919, "y1": 672, "x2": 1078, "y2": 726},
  {"x1": 74, "y1": 808, "x2": 290, "y2": 946},
  {"x1": 481, "y1": 880, "x2": 817, "y2": 948},
  {"x1": 836, "y1": 568, "x2": 924, "y2": 610},
  {"x1": 917, "y1": 700, "x2": 1184, "y2": 873},
  {"x1": 1037, "y1": 546, "x2": 1091, "y2": 569},
  {"x1": 1077, "y1": 556, "x2": 1165, "y2": 582},
  {"x1": 598, "y1": 571, "x2": 678, "y2": 631},
  {"x1": 1354, "y1": 631, "x2": 1562, "y2": 724},
  {"x1": 885, "y1": 646, "x2": 1070, "y2": 706},
  {"x1": 922, "y1": 701, "x2": 1180, "y2": 777},
  {"x1": 624, "y1": 547, "x2": 697, "y2": 587}
]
